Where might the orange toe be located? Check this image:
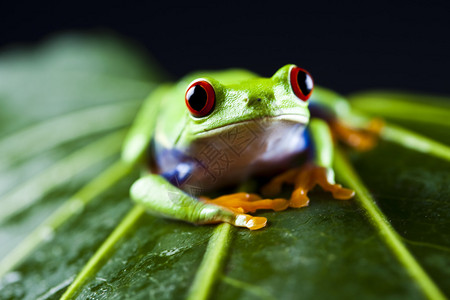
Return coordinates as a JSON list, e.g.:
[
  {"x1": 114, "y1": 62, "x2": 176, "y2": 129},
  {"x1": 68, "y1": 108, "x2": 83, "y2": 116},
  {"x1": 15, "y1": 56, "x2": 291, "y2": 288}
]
[
  {"x1": 330, "y1": 185, "x2": 355, "y2": 200},
  {"x1": 234, "y1": 214, "x2": 267, "y2": 230},
  {"x1": 290, "y1": 188, "x2": 310, "y2": 208}
]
